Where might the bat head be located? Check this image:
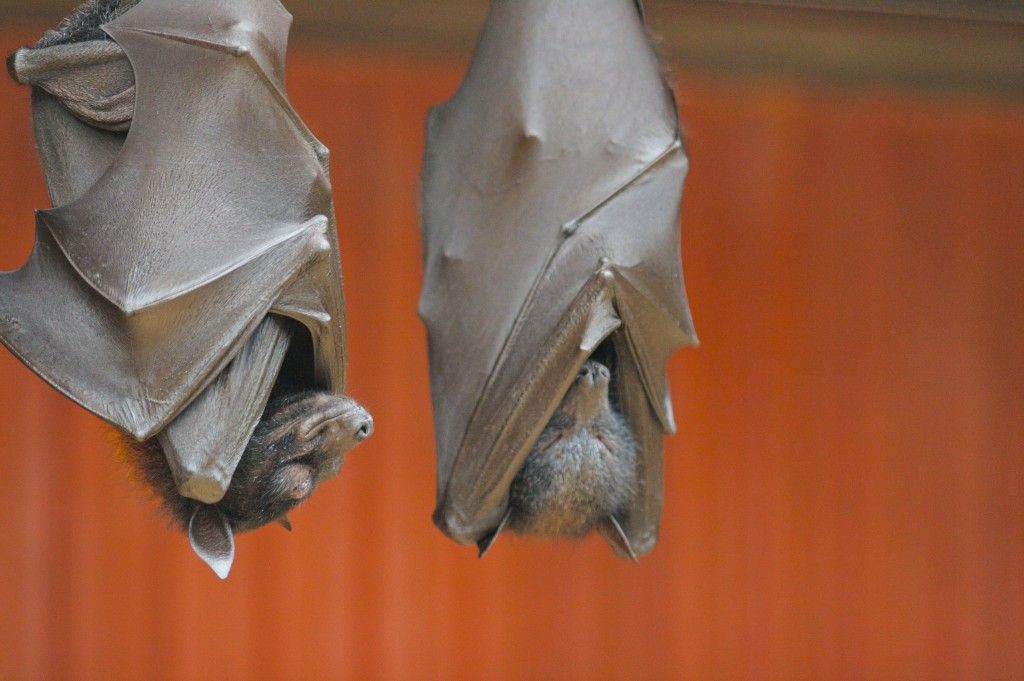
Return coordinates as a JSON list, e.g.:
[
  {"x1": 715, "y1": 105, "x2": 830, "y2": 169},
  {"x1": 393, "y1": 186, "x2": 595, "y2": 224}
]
[
  {"x1": 187, "y1": 392, "x2": 373, "y2": 578},
  {"x1": 558, "y1": 360, "x2": 613, "y2": 425}
]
